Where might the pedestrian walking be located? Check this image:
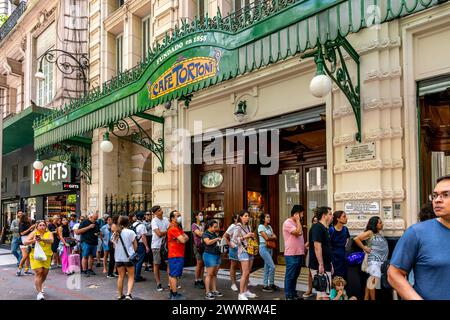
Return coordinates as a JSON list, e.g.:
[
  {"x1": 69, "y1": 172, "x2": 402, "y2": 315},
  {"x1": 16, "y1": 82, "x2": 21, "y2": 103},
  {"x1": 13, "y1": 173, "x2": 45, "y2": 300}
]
[
  {"x1": 258, "y1": 213, "x2": 278, "y2": 293},
  {"x1": 329, "y1": 211, "x2": 350, "y2": 280},
  {"x1": 107, "y1": 215, "x2": 119, "y2": 278},
  {"x1": 111, "y1": 215, "x2": 137, "y2": 300},
  {"x1": 353, "y1": 216, "x2": 388, "y2": 300},
  {"x1": 100, "y1": 216, "x2": 113, "y2": 275},
  {"x1": 150, "y1": 205, "x2": 170, "y2": 291},
  {"x1": 10, "y1": 210, "x2": 23, "y2": 266},
  {"x1": 71, "y1": 215, "x2": 85, "y2": 256},
  {"x1": 16, "y1": 214, "x2": 35, "y2": 276},
  {"x1": 75, "y1": 212, "x2": 100, "y2": 277},
  {"x1": 308, "y1": 206, "x2": 334, "y2": 300},
  {"x1": 95, "y1": 214, "x2": 107, "y2": 268},
  {"x1": 192, "y1": 210, "x2": 205, "y2": 289},
  {"x1": 57, "y1": 217, "x2": 75, "y2": 275},
  {"x1": 202, "y1": 219, "x2": 223, "y2": 300},
  {"x1": 303, "y1": 215, "x2": 318, "y2": 298},
  {"x1": 282, "y1": 205, "x2": 305, "y2": 300},
  {"x1": 167, "y1": 210, "x2": 189, "y2": 300},
  {"x1": 224, "y1": 213, "x2": 241, "y2": 292},
  {"x1": 232, "y1": 210, "x2": 257, "y2": 300},
  {"x1": 143, "y1": 212, "x2": 153, "y2": 272},
  {"x1": 132, "y1": 212, "x2": 150, "y2": 282},
  {"x1": 388, "y1": 175, "x2": 450, "y2": 300},
  {"x1": 23, "y1": 220, "x2": 54, "y2": 300},
  {"x1": 48, "y1": 216, "x2": 61, "y2": 269}
]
